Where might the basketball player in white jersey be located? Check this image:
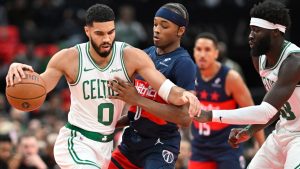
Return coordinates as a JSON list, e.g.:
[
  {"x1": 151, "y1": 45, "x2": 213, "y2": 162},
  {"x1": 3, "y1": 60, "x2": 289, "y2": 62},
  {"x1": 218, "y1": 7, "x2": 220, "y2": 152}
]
[
  {"x1": 191, "y1": 1, "x2": 300, "y2": 169},
  {"x1": 5, "y1": 4, "x2": 200, "y2": 169}
]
